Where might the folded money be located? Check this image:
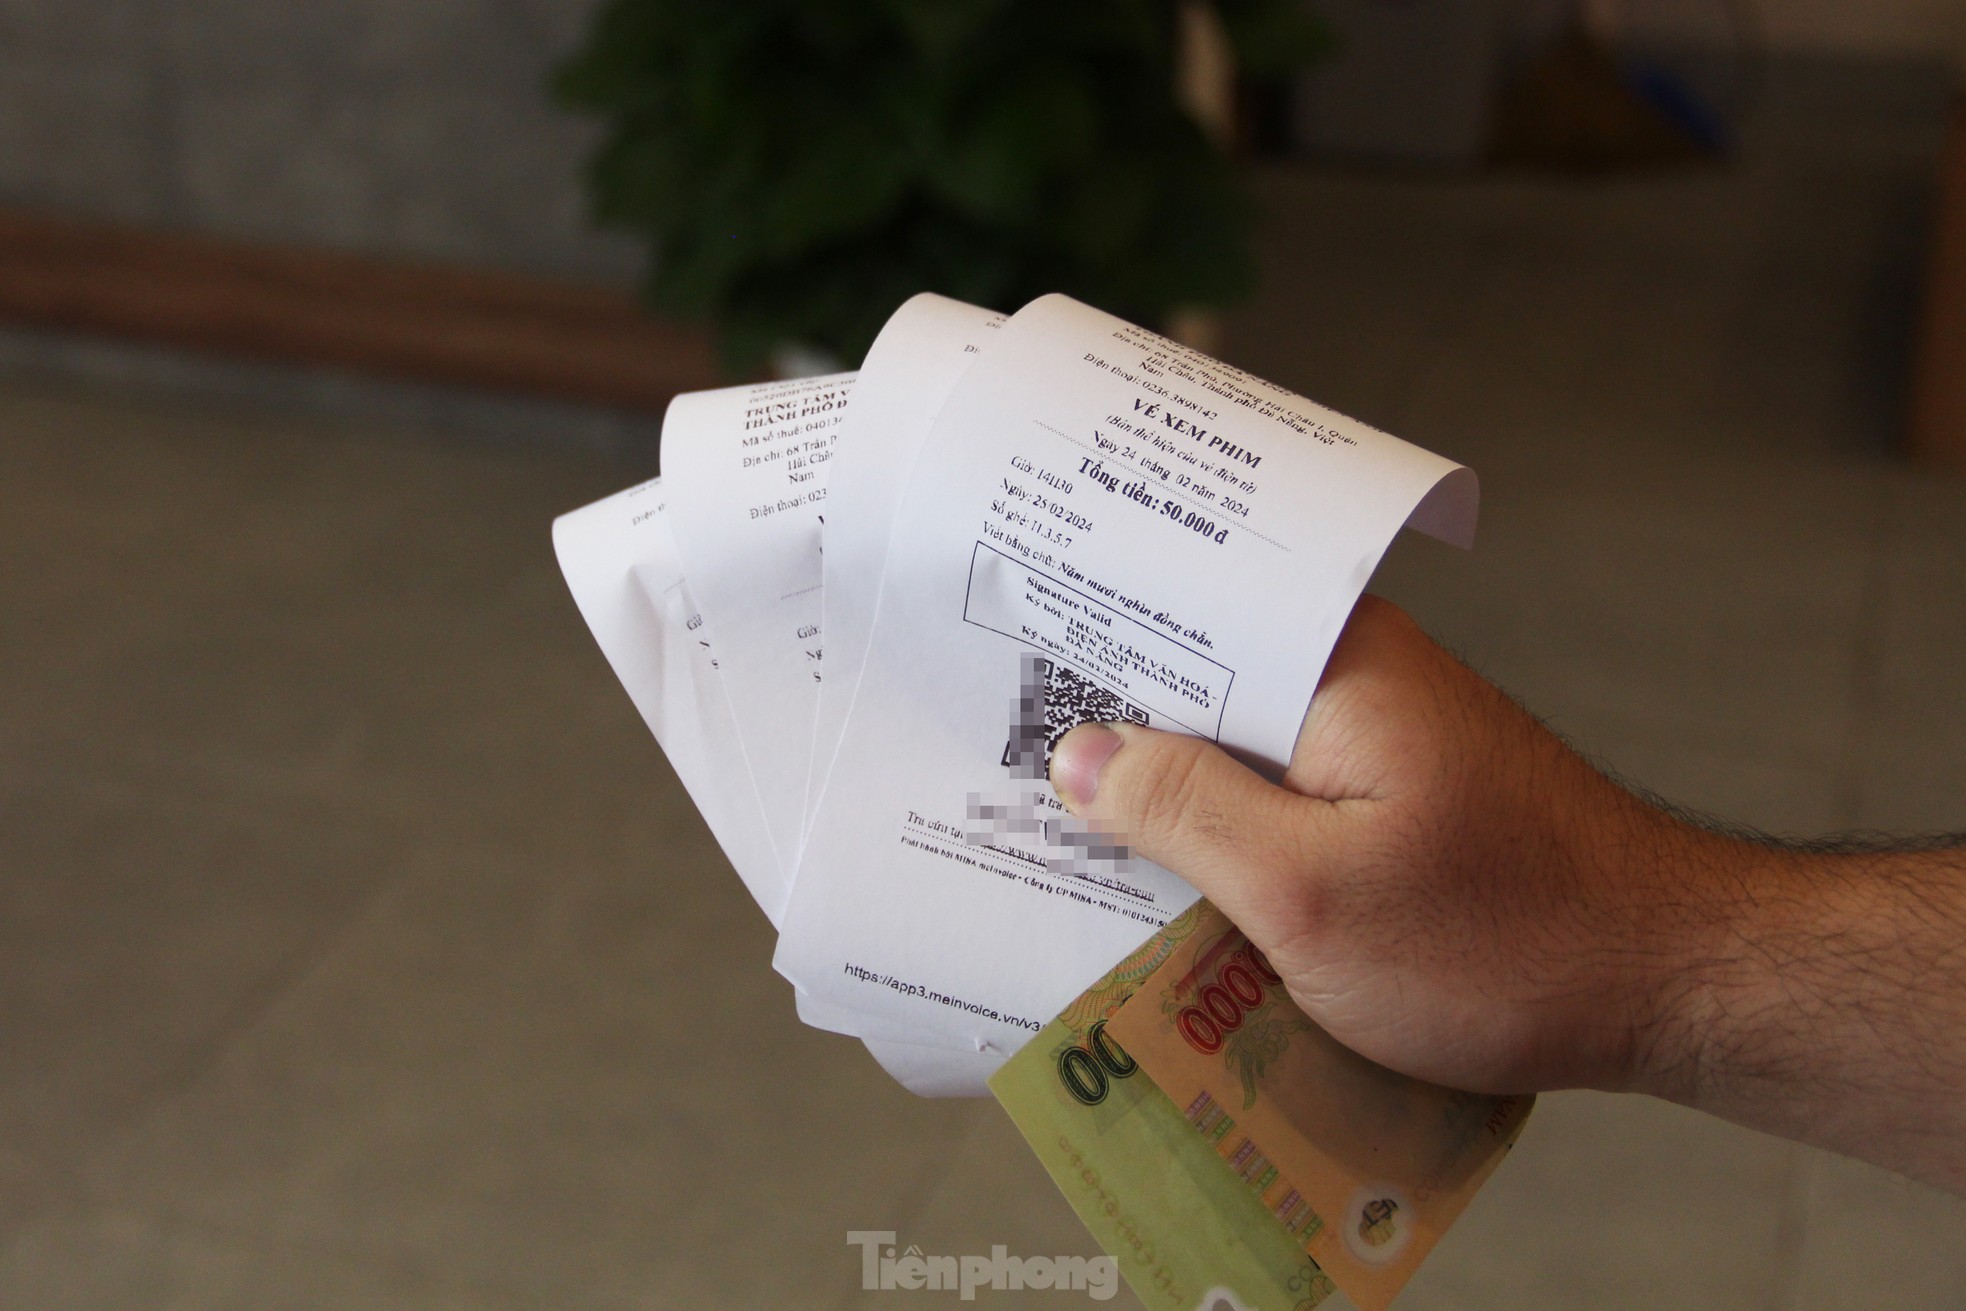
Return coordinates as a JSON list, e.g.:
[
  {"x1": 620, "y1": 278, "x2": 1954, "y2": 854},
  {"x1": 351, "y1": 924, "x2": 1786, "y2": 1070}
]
[
  {"x1": 1104, "y1": 903, "x2": 1532, "y2": 1311},
  {"x1": 991, "y1": 903, "x2": 1340, "y2": 1311}
]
